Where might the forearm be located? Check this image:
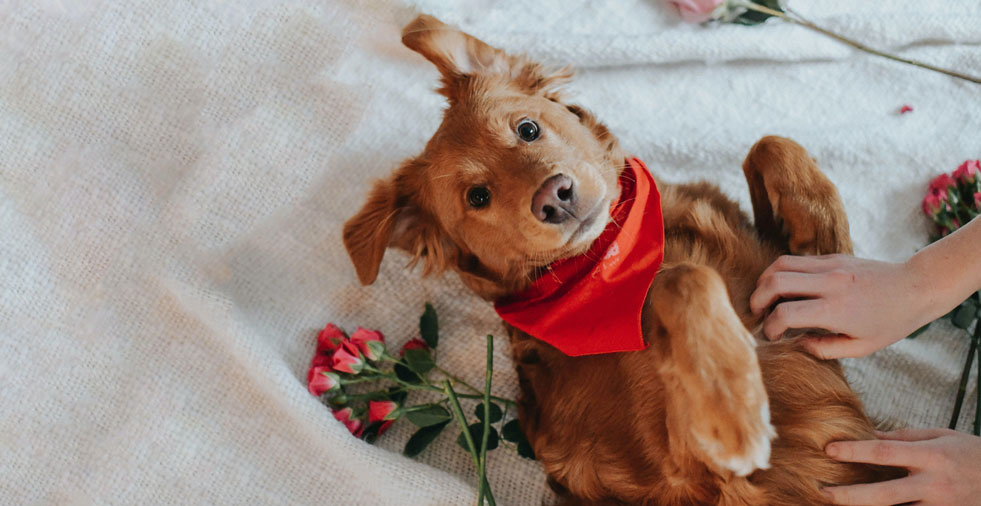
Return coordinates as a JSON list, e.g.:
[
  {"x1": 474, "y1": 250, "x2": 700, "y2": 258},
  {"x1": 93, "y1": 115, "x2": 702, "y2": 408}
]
[{"x1": 905, "y1": 216, "x2": 981, "y2": 324}]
